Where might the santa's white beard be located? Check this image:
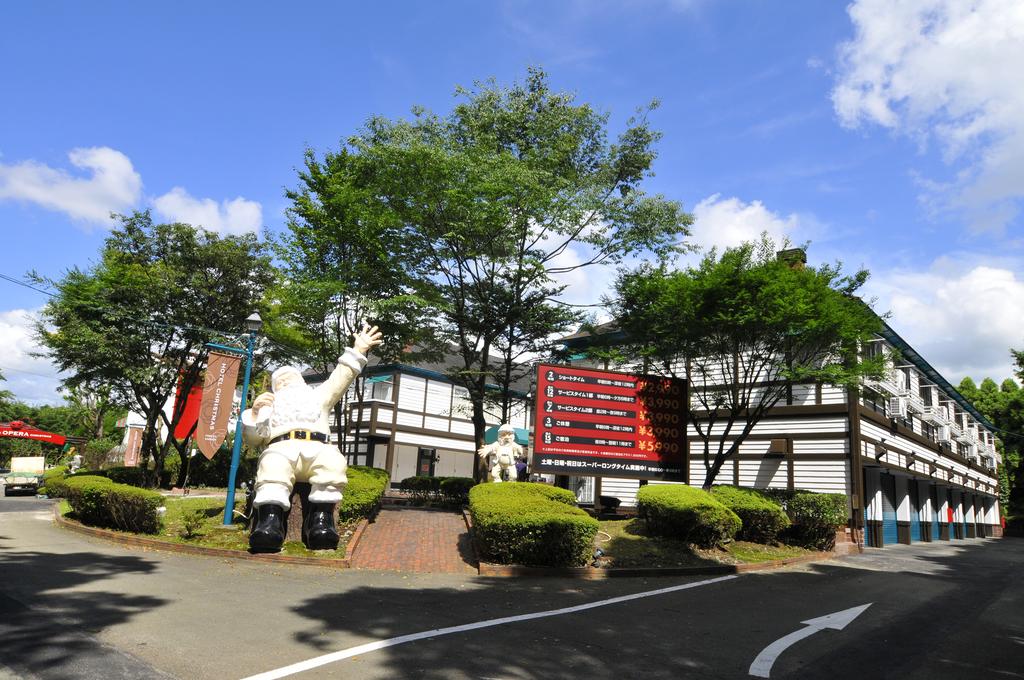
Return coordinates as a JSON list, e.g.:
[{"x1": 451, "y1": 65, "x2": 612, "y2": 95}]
[{"x1": 270, "y1": 384, "x2": 320, "y2": 430}]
